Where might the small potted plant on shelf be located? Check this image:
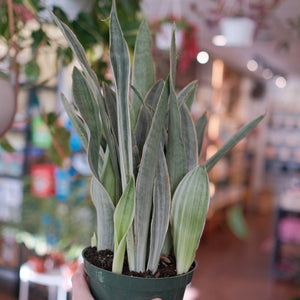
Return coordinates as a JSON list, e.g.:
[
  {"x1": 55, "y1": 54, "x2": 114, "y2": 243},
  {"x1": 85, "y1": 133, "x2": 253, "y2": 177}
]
[{"x1": 47, "y1": 1, "x2": 263, "y2": 299}]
